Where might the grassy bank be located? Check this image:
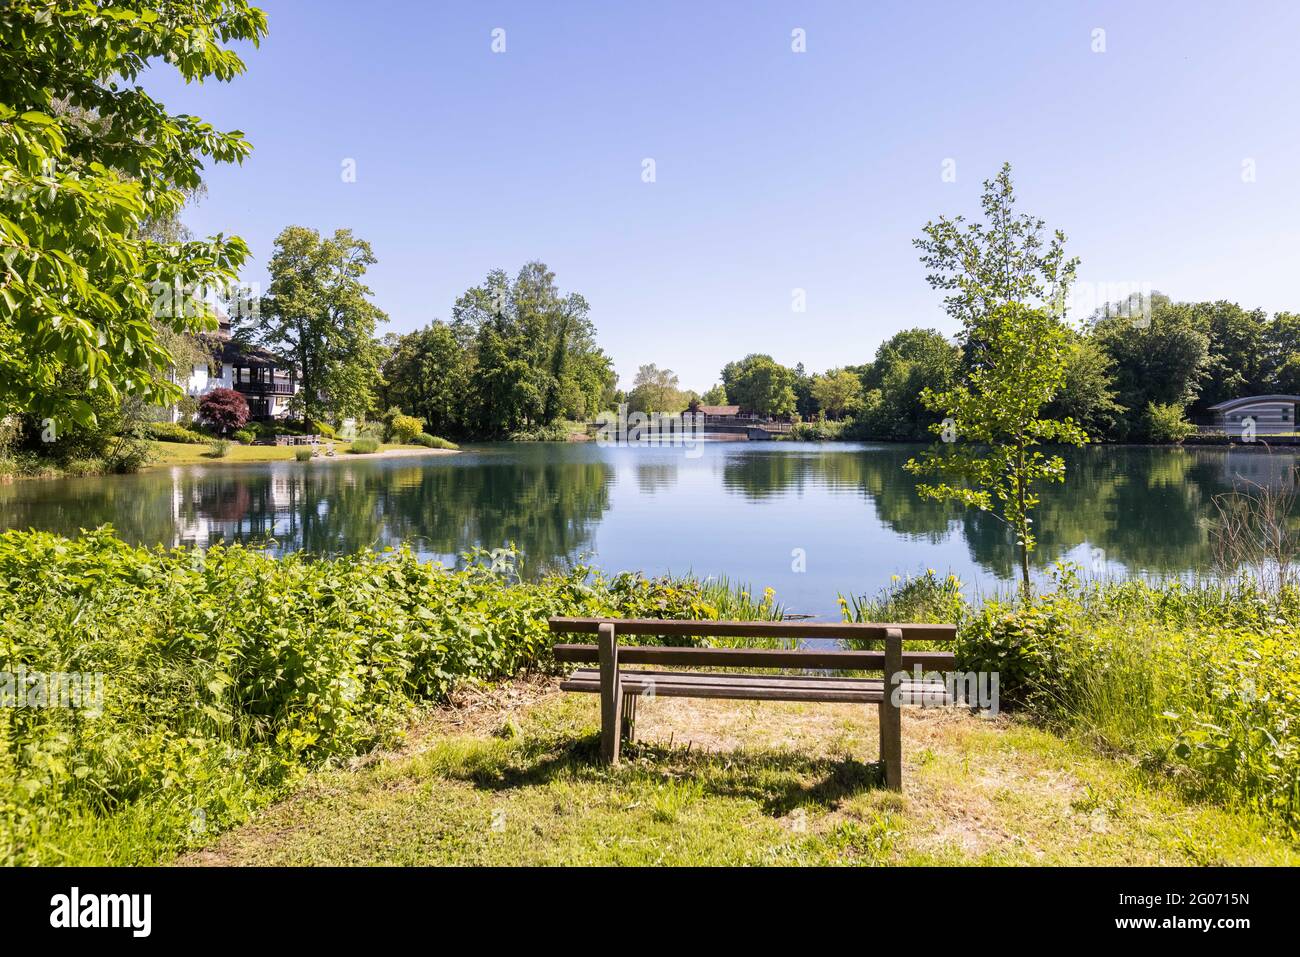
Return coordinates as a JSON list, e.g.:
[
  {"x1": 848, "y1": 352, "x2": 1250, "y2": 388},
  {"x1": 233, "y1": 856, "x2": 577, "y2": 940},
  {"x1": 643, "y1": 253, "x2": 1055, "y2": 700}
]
[
  {"x1": 184, "y1": 683, "x2": 1296, "y2": 866},
  {"x1": 0, "y1": 529, "x2": 777, "y2": 865},
  {"x1": 144, "y1": 440, "x2": 450, "y2": 466},
  {"x1": 845, "y1": 568, "x2": 1300, "y2": 840}
]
